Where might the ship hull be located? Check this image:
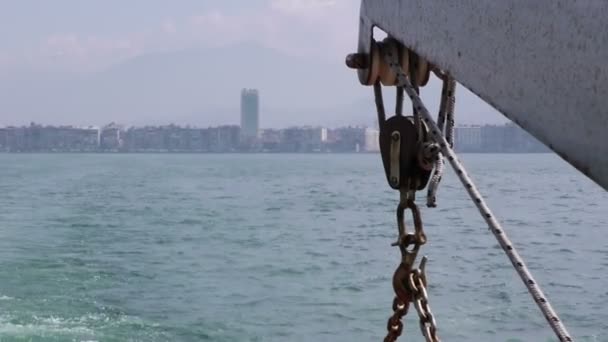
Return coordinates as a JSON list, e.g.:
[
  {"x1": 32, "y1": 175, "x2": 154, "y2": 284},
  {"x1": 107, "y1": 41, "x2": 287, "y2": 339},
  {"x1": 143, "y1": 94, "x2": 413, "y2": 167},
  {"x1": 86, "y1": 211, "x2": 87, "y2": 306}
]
[{"x1": 355, "y1": 0, "x2": 608, "y2": 190}]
